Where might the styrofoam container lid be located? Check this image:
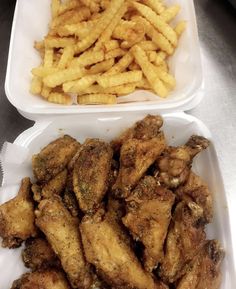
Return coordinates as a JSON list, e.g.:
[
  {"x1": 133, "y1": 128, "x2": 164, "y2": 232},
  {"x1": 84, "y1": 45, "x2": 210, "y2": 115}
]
[
  {"x1": 5, "y1": 0, "x2": 203, "y2": 119},
  {"x1": 0, "y1": 112, "x2": 235, "y2": 288}
]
